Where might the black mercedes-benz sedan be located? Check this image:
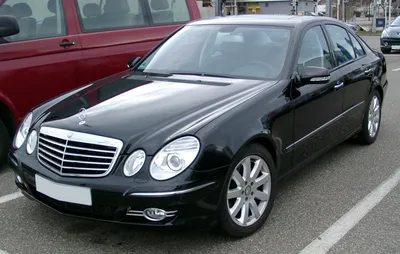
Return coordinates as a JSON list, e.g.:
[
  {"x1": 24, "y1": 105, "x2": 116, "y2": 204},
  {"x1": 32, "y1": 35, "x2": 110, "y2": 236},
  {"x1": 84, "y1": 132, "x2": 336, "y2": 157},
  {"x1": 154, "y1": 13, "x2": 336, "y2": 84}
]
[
  {"x1": 381, "y1": 16, "x2": 400, "y2": 53},
  {"x1": 9, "y1": 15, "x2": 388, "y2": 238}
]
